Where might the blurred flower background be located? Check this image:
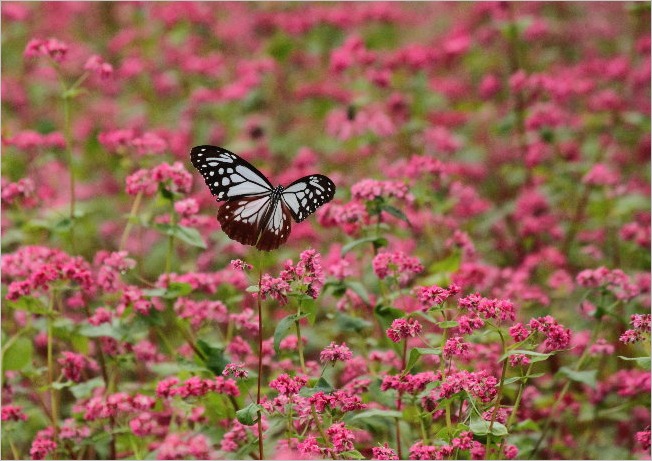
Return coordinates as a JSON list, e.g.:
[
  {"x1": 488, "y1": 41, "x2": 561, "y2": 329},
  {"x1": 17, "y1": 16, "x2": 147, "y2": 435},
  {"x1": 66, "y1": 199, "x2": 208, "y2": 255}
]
[{"x1": 1, "y1": 2, "x2": 650, "y2": 460}]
